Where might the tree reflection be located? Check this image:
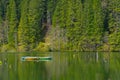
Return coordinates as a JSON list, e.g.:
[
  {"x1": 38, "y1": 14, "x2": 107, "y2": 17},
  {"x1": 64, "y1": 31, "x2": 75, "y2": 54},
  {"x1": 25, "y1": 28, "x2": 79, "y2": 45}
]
[
  {"x1": 0, "y1": 53, "x2": 48, "y2": 80},
  {"x1": 0, "y1": 52, "x2": 120, "y2": 80}
]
